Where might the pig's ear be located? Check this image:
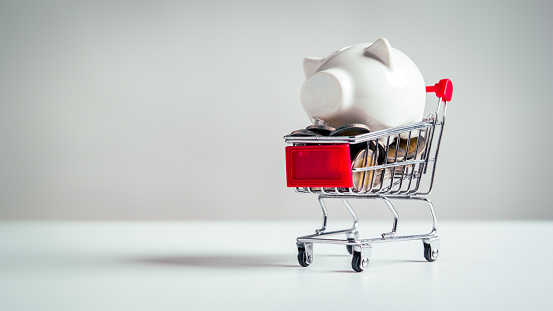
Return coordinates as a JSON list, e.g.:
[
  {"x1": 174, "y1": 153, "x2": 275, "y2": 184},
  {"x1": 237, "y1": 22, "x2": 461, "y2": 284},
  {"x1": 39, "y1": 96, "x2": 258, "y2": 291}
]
[
  {"x1": 364, "y1": 38, "x2": 393, "y2": 68},
  {"x1": 303, "y1": 57, "x2": 324, "y2": 78}
]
